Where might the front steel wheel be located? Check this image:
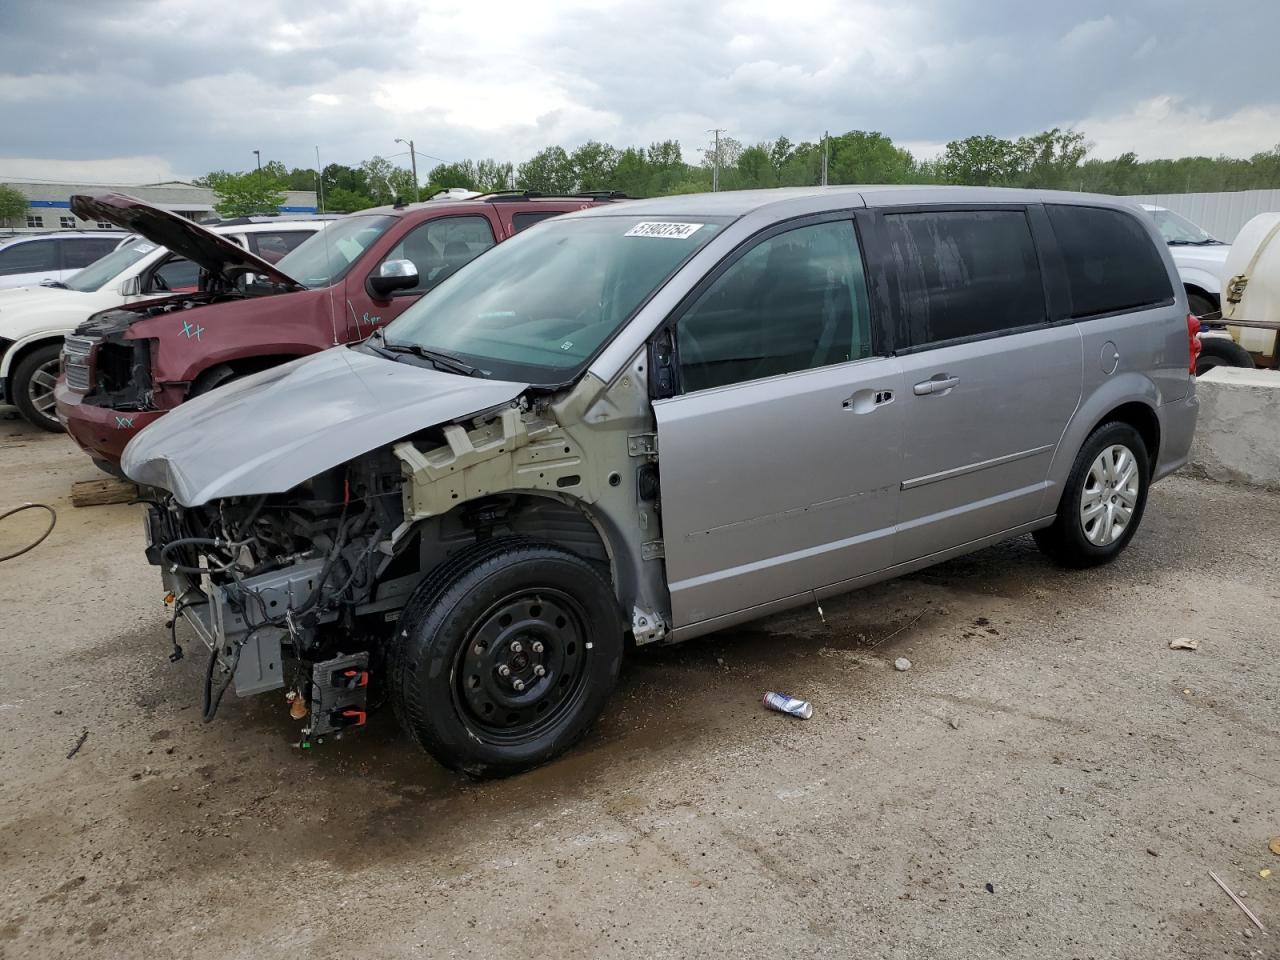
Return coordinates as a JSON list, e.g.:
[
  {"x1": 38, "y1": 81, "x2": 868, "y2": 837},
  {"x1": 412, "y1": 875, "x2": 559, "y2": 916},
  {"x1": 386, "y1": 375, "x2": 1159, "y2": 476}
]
[
  {"x1": 390, "y1": 538, "x2": 624, "y2": 778},
  {"x1": 1034, "y1": 421, "x2": 1150, "y2": 568}
]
